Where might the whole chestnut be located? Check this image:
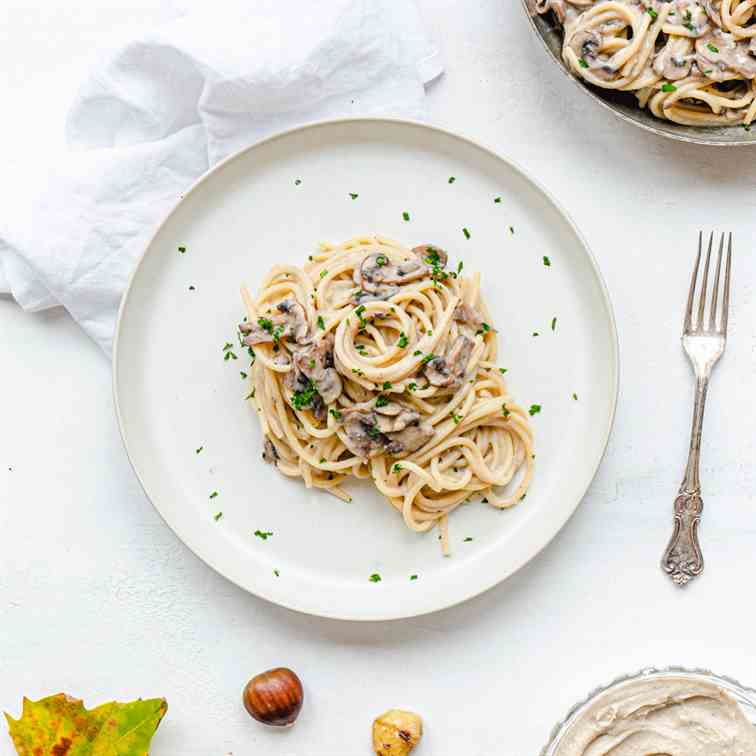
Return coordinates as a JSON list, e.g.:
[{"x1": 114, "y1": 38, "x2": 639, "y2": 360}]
[{"x1": 242, "y1": 667, "x2": 304, "y2": 727}]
